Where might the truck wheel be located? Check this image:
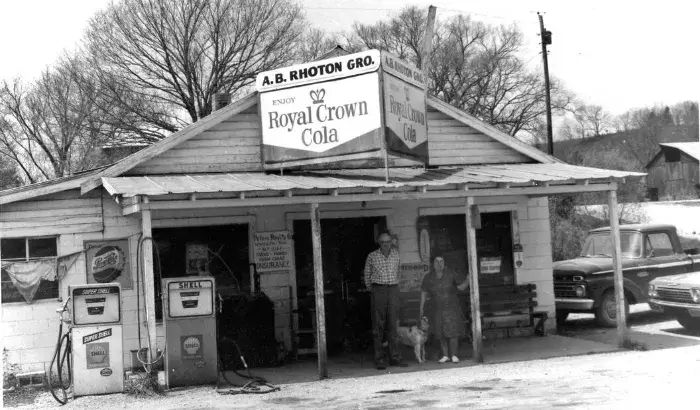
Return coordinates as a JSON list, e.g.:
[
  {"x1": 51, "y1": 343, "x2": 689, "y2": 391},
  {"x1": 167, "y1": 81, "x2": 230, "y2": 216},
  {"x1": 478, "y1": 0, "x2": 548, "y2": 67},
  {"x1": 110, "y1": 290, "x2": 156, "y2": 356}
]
[
  {"x1": 595, "y1": 290, "x2": 629, "y2": 328},
  {"x1": 556, "y1": 310, "x2": 570, "y2": 326},
  {"x1": 676, "y1": 312, "x2": 700, "y2": 332}
]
